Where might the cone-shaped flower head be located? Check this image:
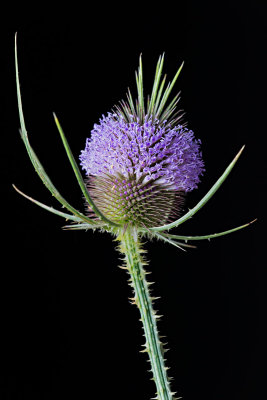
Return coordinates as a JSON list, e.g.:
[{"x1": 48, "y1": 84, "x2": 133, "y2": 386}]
[{"x1": 80, "y1": 55, "x2": 204, "y2": 227}]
